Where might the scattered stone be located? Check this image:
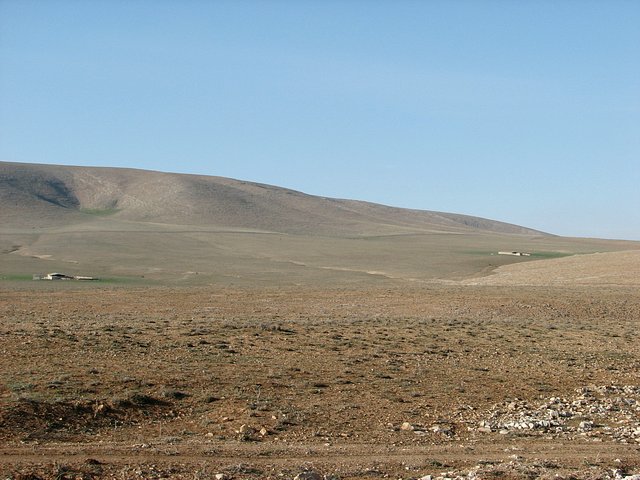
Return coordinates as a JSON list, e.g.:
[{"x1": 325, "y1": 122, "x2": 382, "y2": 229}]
[
  {"x1": 401, "y1": 421, "x2": 415, "y2": 431},
  {"x1": 476, "y1": 384, "x2": 640, "y2": 443},
  {"x1": 431, "y1": 424, "x2": 454, "y2": 436},
  {"x1": 294, "y1": 471, "x2": 323, "y2": 480},
  {"x1": 579, "y1": 420, "x2": 594, "y2": 431},
  {"x1": 238, "y1": 424, "x2": 255, "y2": 434},
  {"x1": 404, "y1": 458, "x2": 640, "y2": 480}
]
